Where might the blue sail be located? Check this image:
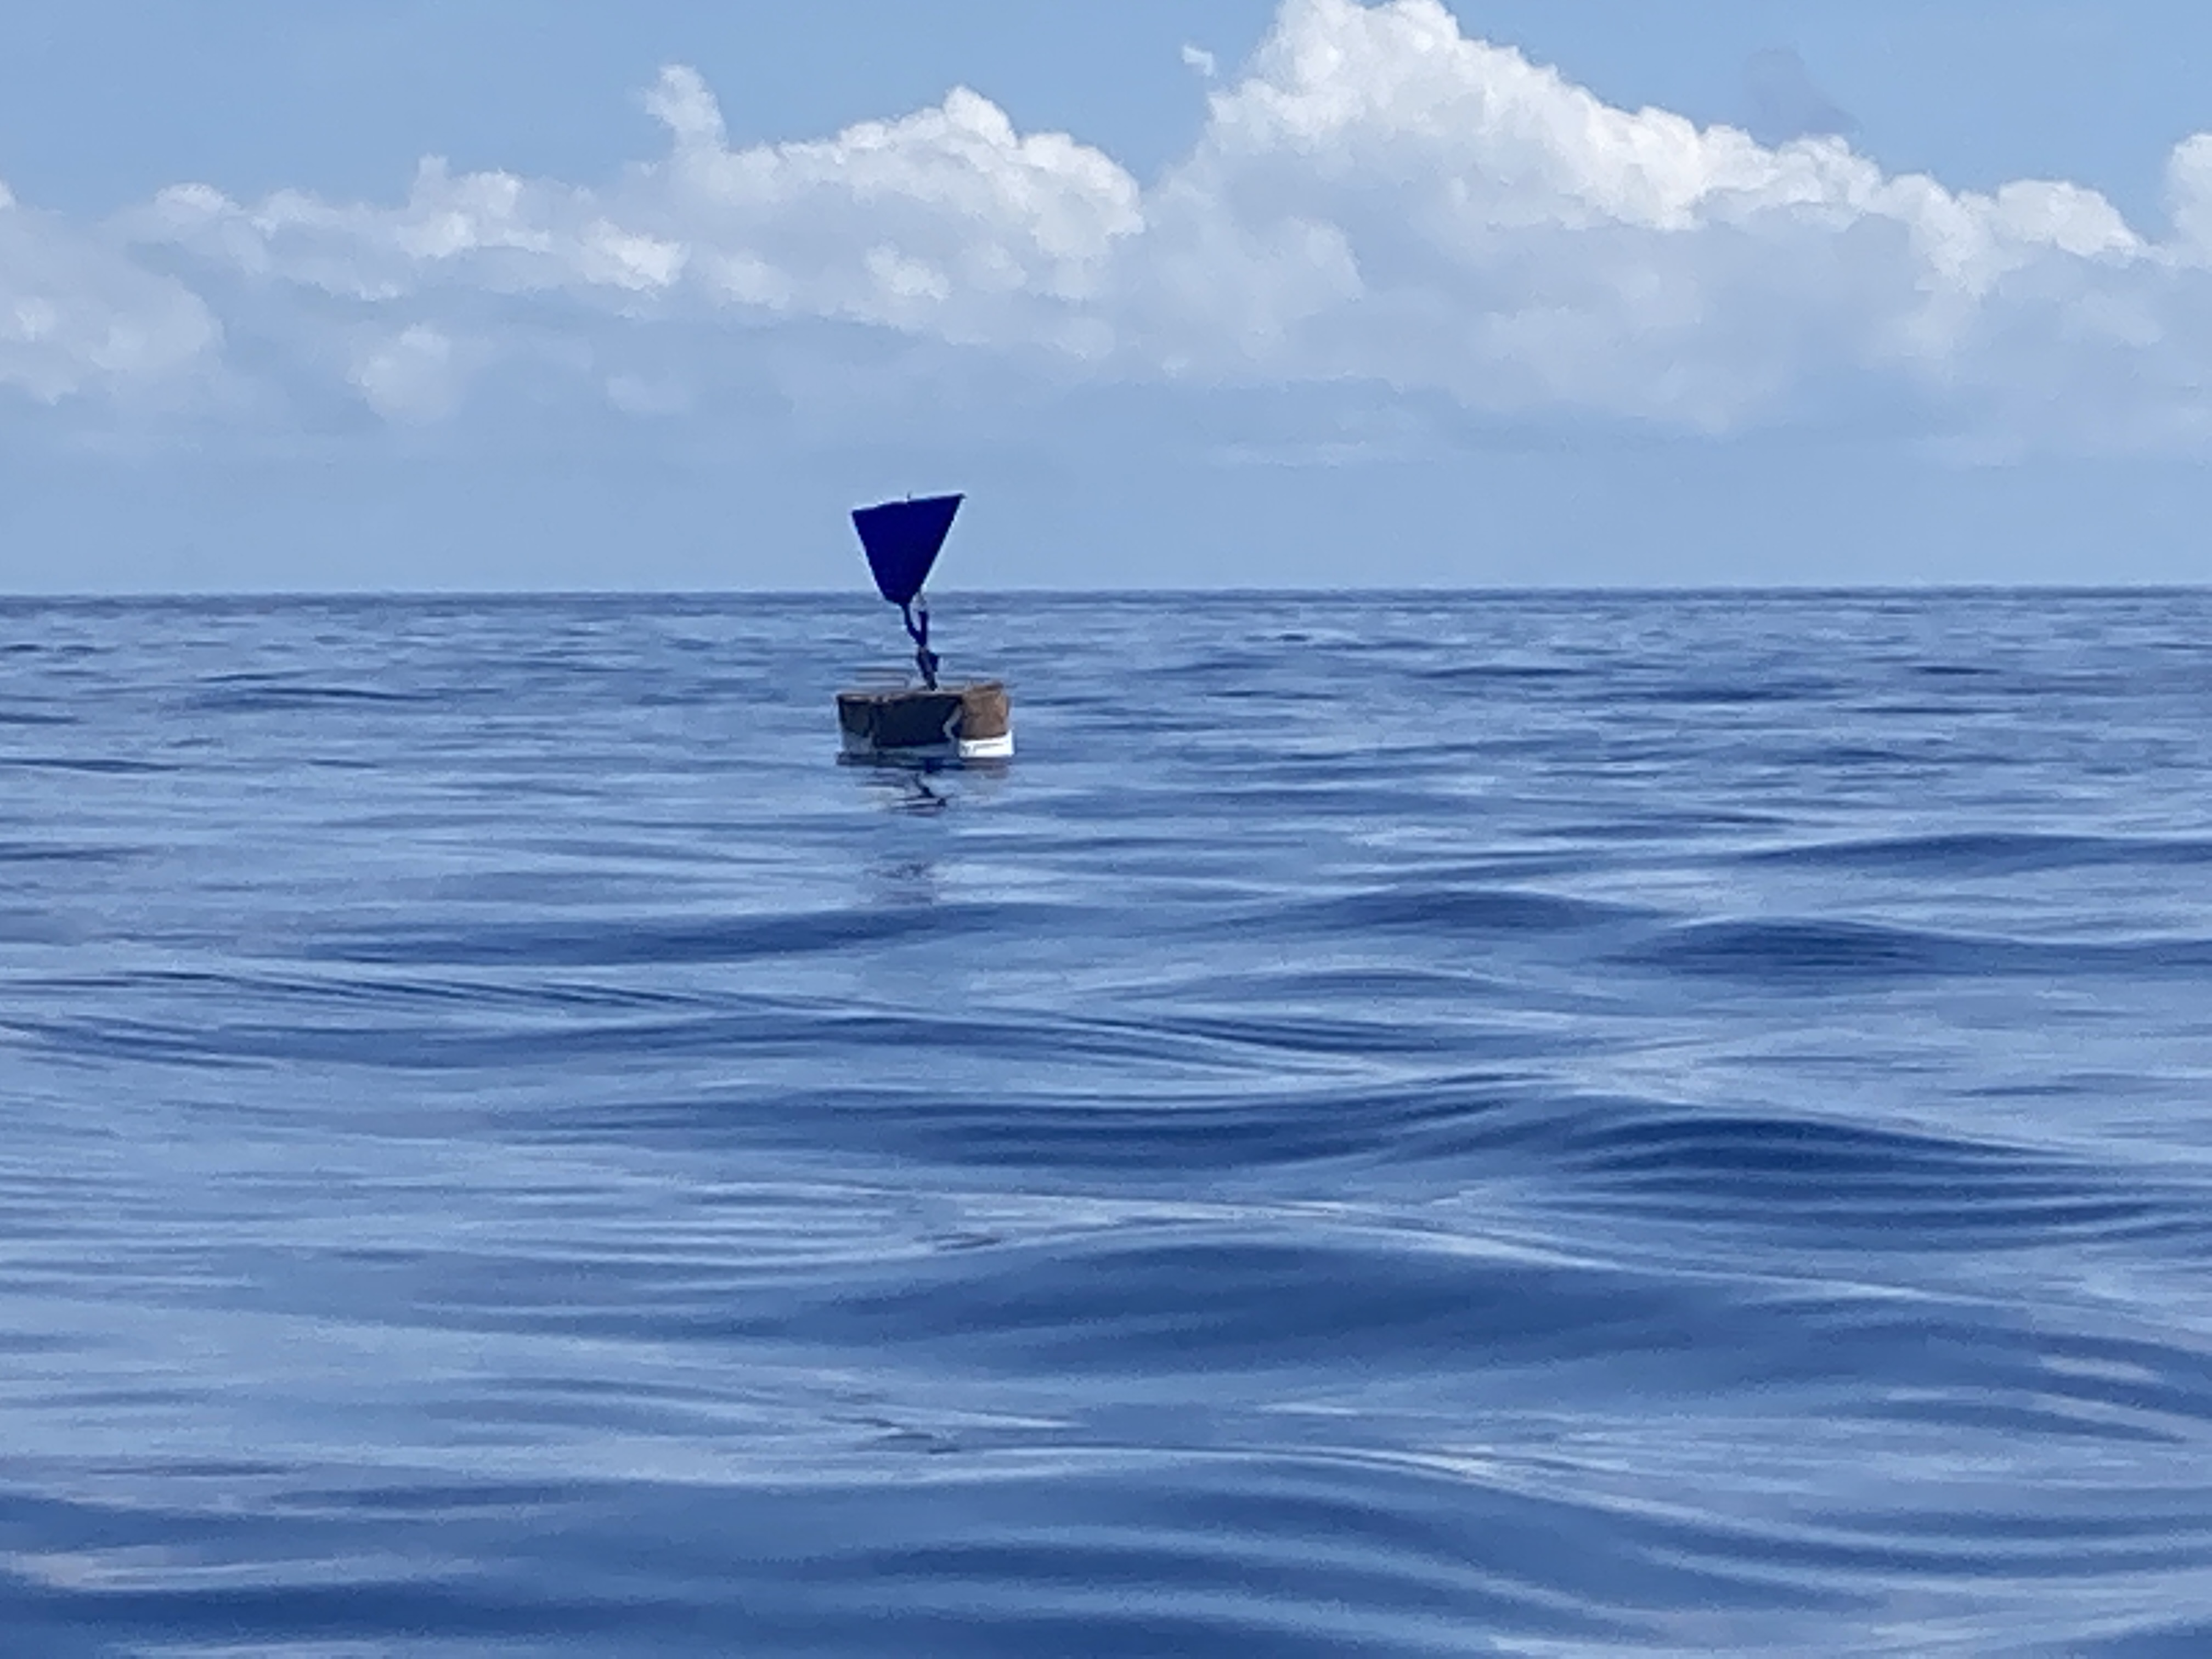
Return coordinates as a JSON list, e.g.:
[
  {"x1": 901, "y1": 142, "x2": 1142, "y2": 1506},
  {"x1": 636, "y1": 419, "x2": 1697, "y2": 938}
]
[{"x1": 851, "y1": 494, "x2": 963, "y2": 607}]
